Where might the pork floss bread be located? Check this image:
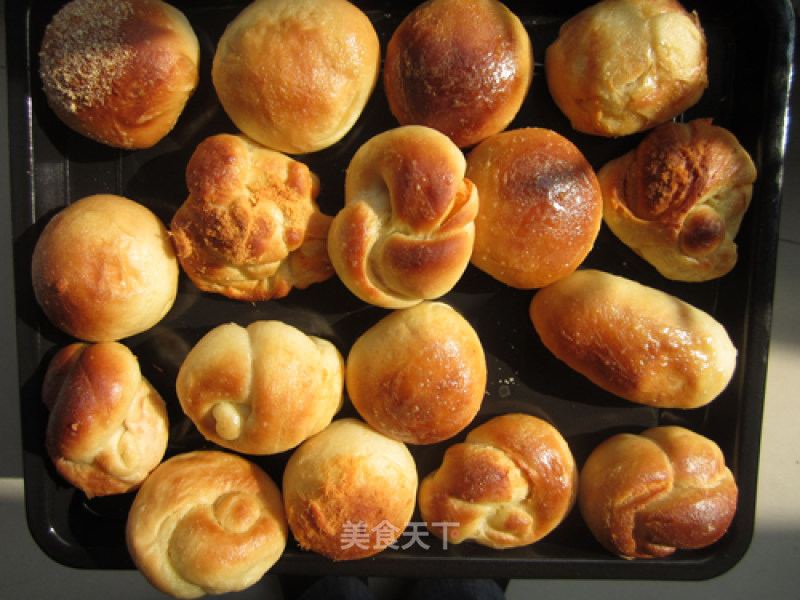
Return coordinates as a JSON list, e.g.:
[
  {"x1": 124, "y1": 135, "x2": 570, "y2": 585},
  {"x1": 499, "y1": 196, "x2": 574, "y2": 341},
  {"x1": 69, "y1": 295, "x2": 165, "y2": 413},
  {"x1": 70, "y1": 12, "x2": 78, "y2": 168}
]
[
  {"x1": 176, "y1": 320, "x2": 344, "y2": 455},
  {"x1": 212, "y1": 0, "x2": 380, "y2": 154},
  {"x1": 383, "y1": 0, "x2": 533, "y2": 148},
  {"x1": 42, "y1": 341, "x2": 168, "y2": 498},
  {"x1": 31, "y1": 194, "x2": 180, "y2": 342},
  {"x1": 346, "y1": 301, "x2": 486, "y2": 445},
  {"x1": 328, "y1": 125, "x2": 478, "y2": 309},
  {"x1": 282, "y1": 418, "x2": 418, "y2": 560},
  {"x1": 598, "y1": 119, "x2": 757, "y2": 282},
  {"x1": 39, "y1": 0, "x2": 199, "y2": 149},
  {"x1": 529, "y1": 269, "x2": 737, "y2": 409},
  {"x1": 418, "y1": 414, "x2": 577, "y2": 549},
  {"x1": 126, "y1": 450, "x2": 288, "y2": 598},
  {"x1": 545, "y1": 0, "x2": 708, "y2": 137},
  {"x1": 578, "y1": 426, "x2": 738, "y2": 559},
  {"x1": 170, "y1": 133, "x2": 334, "y2": 300},
  {"x1": 466, "y1": 128, "x2": 603, "y2": 289}
]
